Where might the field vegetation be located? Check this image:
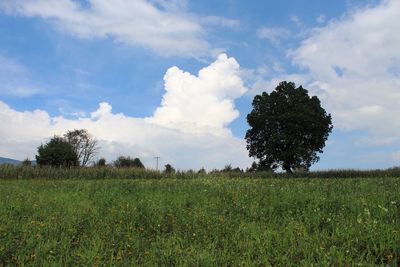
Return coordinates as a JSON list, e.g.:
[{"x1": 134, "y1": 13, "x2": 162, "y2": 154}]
[
  {"x1": 0, "y1": 167, "x2": 399, "y2": 266},
  {"x1": 2, "y1": 164, "x2": 400, "y2": 180}
]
